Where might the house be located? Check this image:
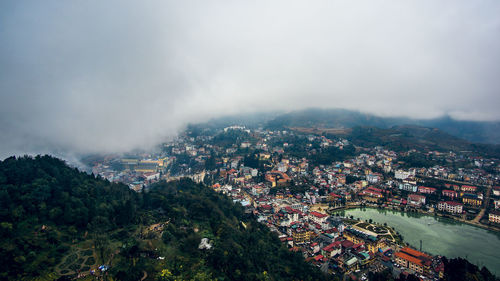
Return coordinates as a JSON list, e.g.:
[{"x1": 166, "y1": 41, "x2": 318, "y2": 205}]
[
  {"x1": 437, "y1": 201, "x2": 463, "y2": 214},
  {"x1": 494, "y1": 199, "x2": 500, "y2": 210},
  {"x1": 345, "y1": 256, "x2": 359, "y2": 271},
  {"x1": 322, "y1": 241, "x2": 342, "y2": 258},
  {"x1": 310, "y1": 242, "x2": 320, "y2": 254},
  {"x1": 493, "y1": 186, "x2": 500, "y2": 197}
]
